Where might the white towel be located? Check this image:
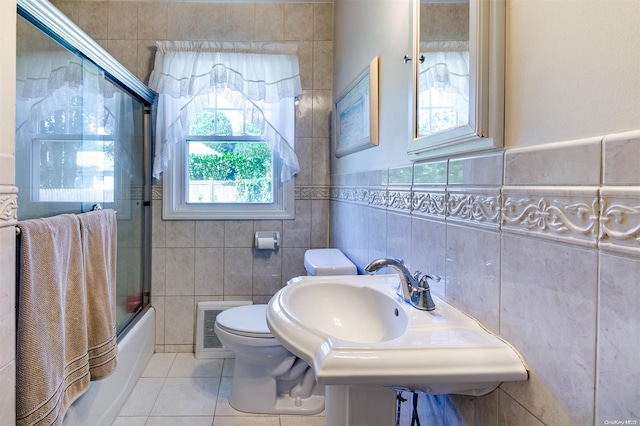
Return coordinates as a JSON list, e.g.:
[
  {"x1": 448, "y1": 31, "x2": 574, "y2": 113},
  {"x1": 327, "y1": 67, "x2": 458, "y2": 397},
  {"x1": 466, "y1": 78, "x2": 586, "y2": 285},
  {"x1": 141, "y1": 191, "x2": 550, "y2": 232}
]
[
  {"x1": 78, "y1": 209, "x2": 118, "y2": 380},
  {"x1": 16, "y1": 214, "x2": 90, "y2": 426}
]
